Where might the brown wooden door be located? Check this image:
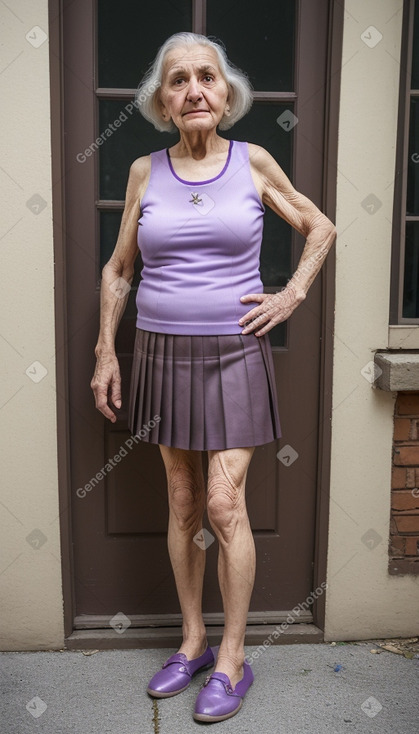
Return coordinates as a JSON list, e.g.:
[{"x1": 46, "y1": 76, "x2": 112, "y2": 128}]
[{"x1": 63, "y1": 0, "x2": 331, "y2": 634}]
